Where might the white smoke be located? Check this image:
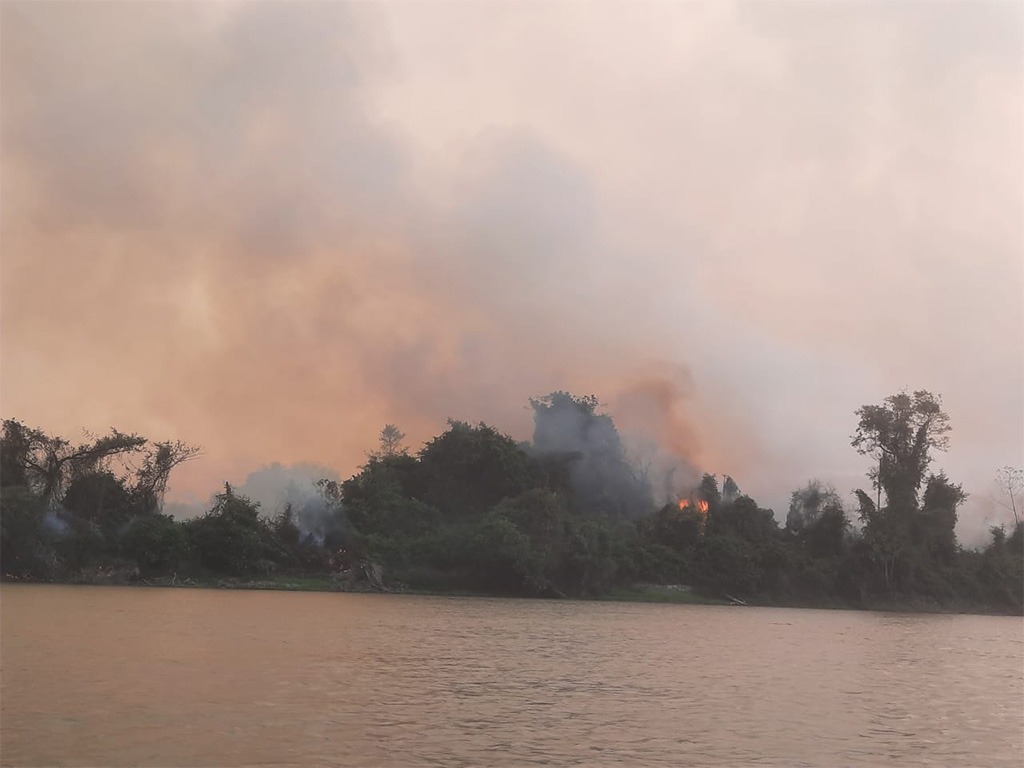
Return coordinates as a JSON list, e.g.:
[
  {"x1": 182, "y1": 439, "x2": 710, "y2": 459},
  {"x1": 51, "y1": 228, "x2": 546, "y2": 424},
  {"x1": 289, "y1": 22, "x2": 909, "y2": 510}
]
[{"x1": 233, "y1": 462, "x2": 342, "y2": 543}]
